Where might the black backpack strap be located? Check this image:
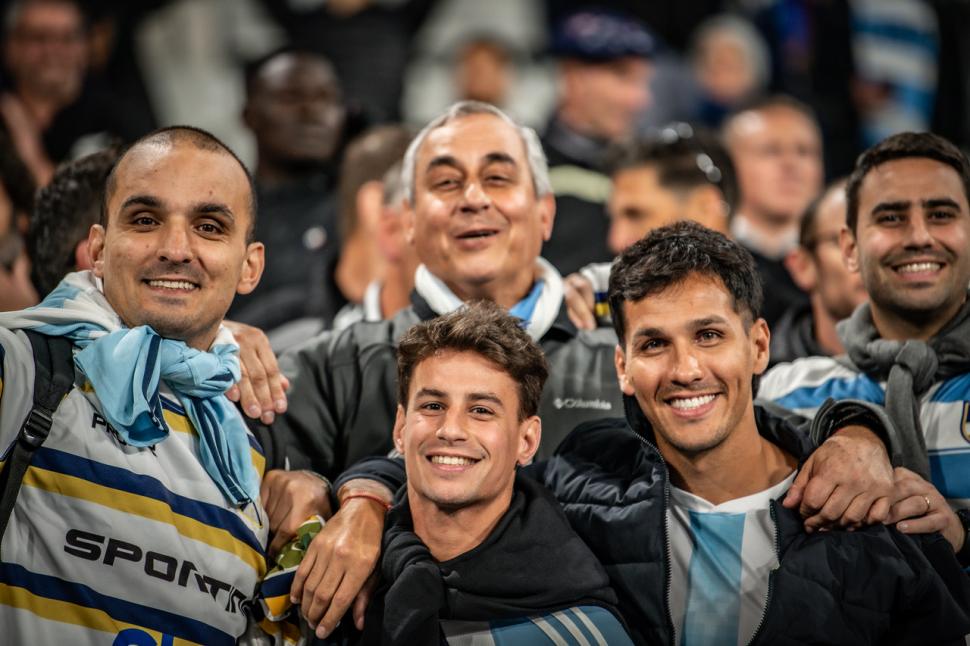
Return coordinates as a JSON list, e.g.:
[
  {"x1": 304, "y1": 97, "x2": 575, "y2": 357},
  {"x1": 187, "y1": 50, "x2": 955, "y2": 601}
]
[{"x1": 0, "y1": 330, "x2": 75, "y2": 551}]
